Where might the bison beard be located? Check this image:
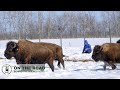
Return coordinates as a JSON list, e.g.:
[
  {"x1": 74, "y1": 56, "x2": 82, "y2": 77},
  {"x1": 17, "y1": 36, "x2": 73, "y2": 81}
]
[
  {"x1": 92, "y1": 43, "x2": 120, "y2": 70},
  {"x1": 4, "y1": 40, "x2": 55, "y2": 72}
]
